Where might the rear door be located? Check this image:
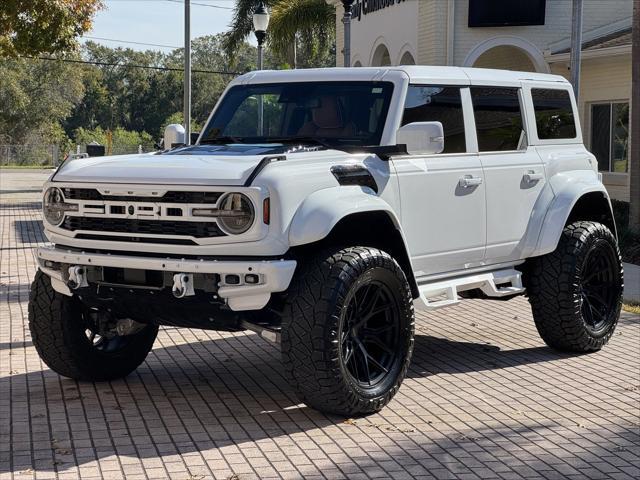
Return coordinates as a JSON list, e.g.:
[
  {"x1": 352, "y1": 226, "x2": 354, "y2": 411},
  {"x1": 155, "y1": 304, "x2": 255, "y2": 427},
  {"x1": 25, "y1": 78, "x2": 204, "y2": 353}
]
[
  {"x1": 470, "y1": 86, "x2": 546, "y2": 263},
  {"x1": 393, "y1": 85, "x2": 486, "y2": 277}
]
